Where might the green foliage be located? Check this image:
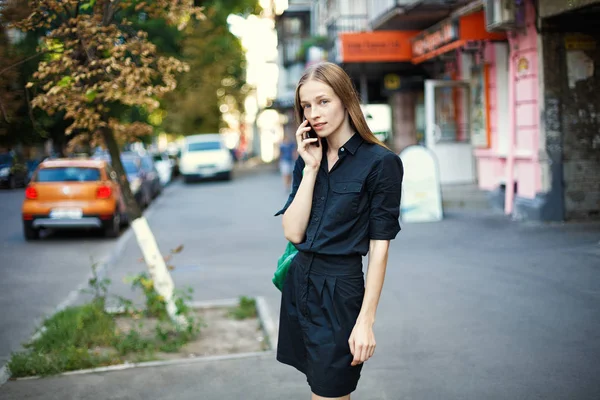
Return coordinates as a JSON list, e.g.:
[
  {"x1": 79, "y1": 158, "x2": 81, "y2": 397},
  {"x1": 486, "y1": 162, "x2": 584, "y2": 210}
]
[
  {"x1": 113, "y1": 326, "x2": 155, "y2": 356},
  {"x1": 7, "y1": 302, "x2": 118, "y2": 377},
  {"x1": 128, "y1": 272, "x2": 169, "y2": 320},
  {"x1": 1, "y1": 0, "x2": 261, "y2": 149},
  {"x1": 81, "y1": 260, "x2": 111, "y2": 305},
  {"x1": 229, "y1": 296, "x2": 257, "y2": 320},
  {"x1": 8, "y1": 345, "x2": 120, "y2": 378},
  {"x1": 161, "y1": 1, "x2": 259, "y2": 134},
  {"x1": 297, "y1": 36, "x2": 330, "y2": 61},
  {"x1": 8, "y1": 252, "x2": 202, "y2": 378}
]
